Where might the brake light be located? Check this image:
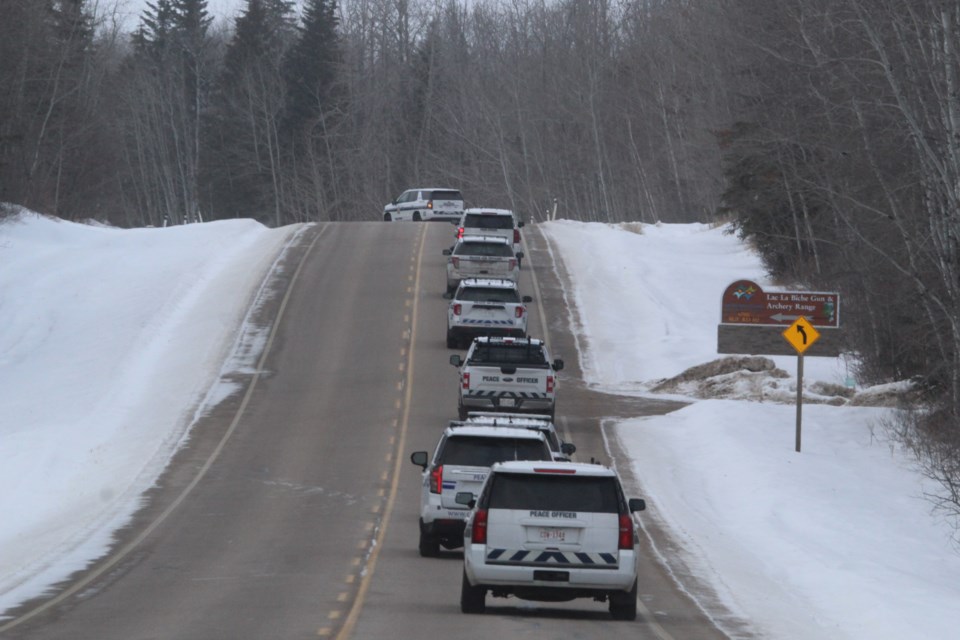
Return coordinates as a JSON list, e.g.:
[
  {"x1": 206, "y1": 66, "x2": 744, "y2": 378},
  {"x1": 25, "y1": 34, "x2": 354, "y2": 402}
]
[
  {"x1": 472, "y1": 509, "x2": 488, "y2": 544},
  {"x1": 457, "y1": 227, "x2": 464, "y2": 239},
  {"x1": 513, "y1": 228, "x2": 520, "y2": 243},
  {"x1": 453, "y1": 303, "x2": 462, "y2": 316},
  {"x1": 451, "y1": 257, "x2": 460, "y2": 269},
  {"x1": 427, "y1": 201, "x2": 434, "y2": 209},
  {"x1": 430, "y1": 465, "x2": 443, "y2": 494},
  {"x1": 509, "y1": 259, "x2": 517, "y2": 270},
  {"x1": 533, "y1": 467, "x2": 577, "y2": 474},
  {"x1": 515, "y1": 306, "x2": 524, "y2": 318},
  {"x1": 546, "y1": 375, "x2": 554, "y2": 393},
  {"x1": 462, "y1": 372, "x2": 470, "y2": 390},
  {"x1": 619, "y1": 514, "x2": 634, "y2": 550}
]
